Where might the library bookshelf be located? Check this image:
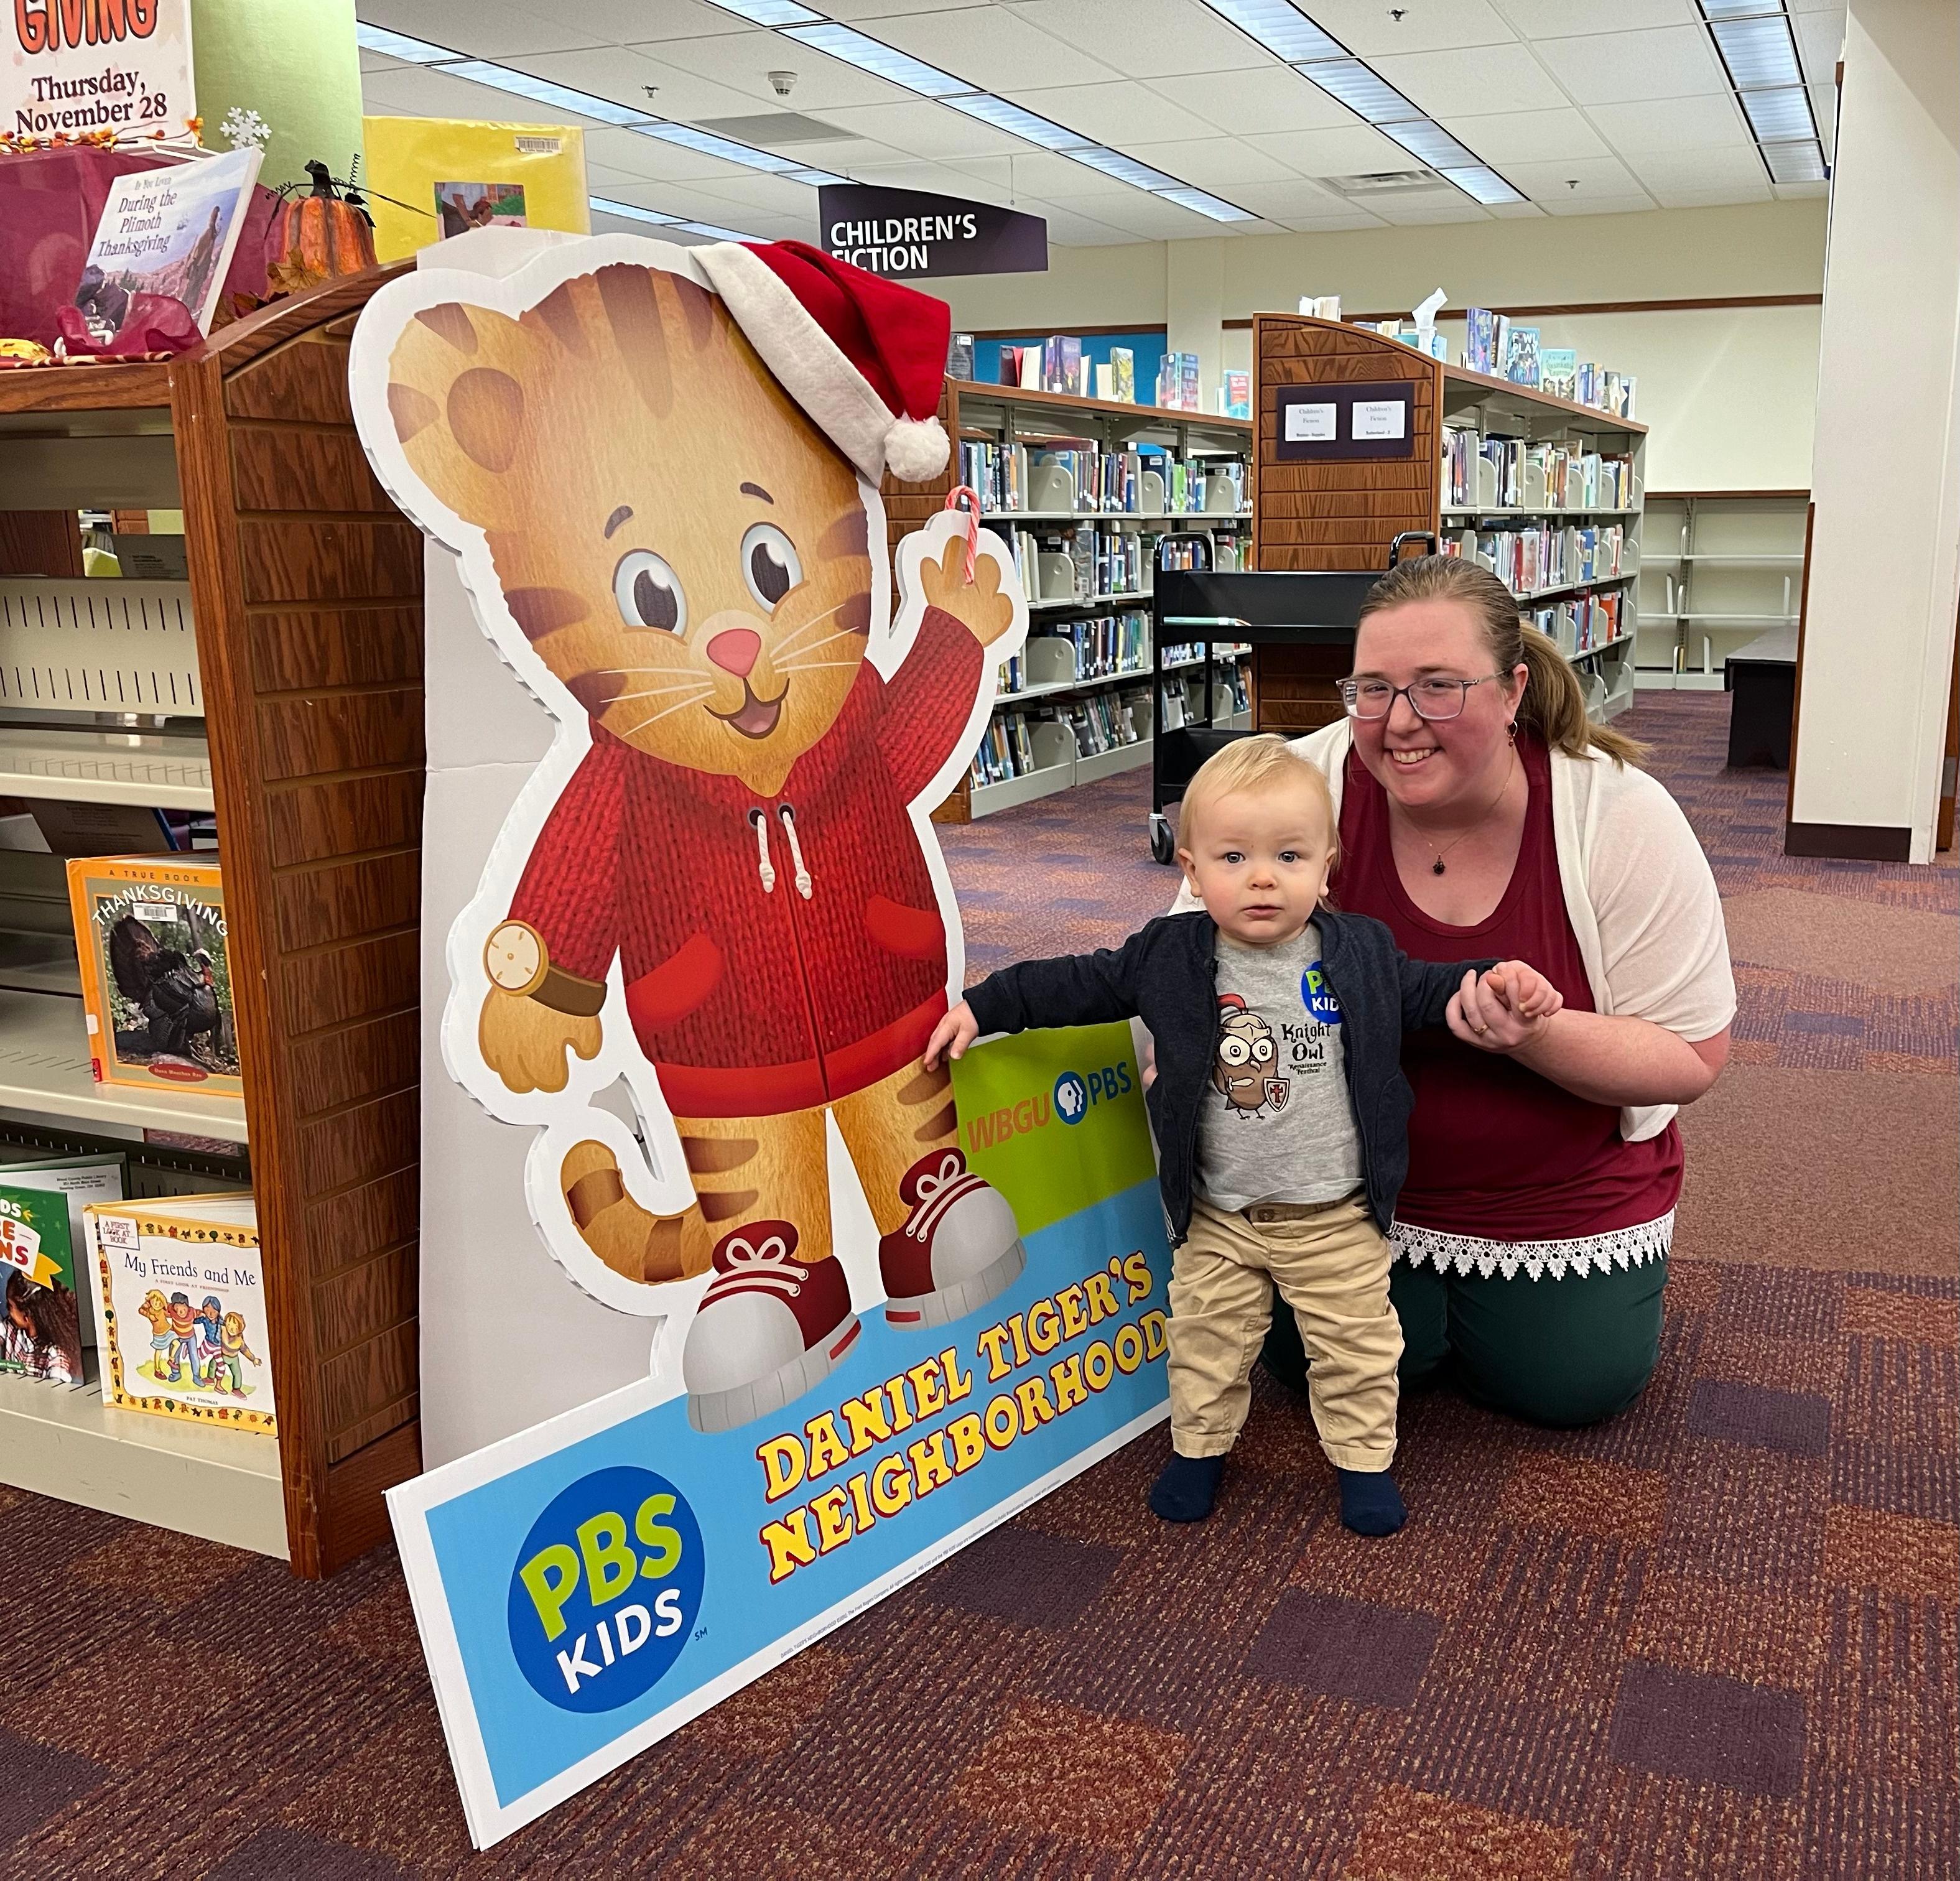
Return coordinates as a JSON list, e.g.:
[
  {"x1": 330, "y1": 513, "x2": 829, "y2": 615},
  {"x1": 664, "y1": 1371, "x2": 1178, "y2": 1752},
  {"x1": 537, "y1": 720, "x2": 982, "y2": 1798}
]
[
  {"x1": 1637, "y1": 491, "x2": 1809, "y2": 690},
  {"x1": 1248, "y1": 315, "x2": 1647, "y2": 735},
  {"x1": 880, "y1": 379, "x2": 1252, "y2": 823},
  {"x1": 0, "y1": 269, "x2": 424, "y2": 1576}
]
